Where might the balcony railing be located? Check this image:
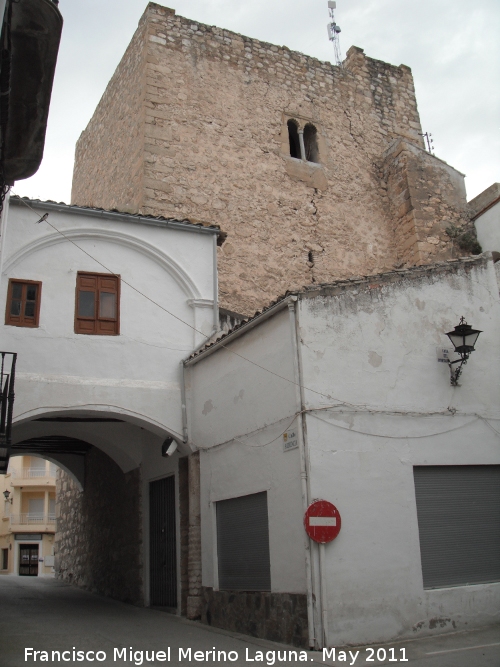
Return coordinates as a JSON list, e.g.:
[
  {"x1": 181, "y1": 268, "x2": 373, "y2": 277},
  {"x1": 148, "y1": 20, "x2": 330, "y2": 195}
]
[
  {"x1": 10, "y1": 467, "x2": 56, "y2": 479},
  {"x1": 10, "y1": 513, "x2": 56, "y2": 525}
]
